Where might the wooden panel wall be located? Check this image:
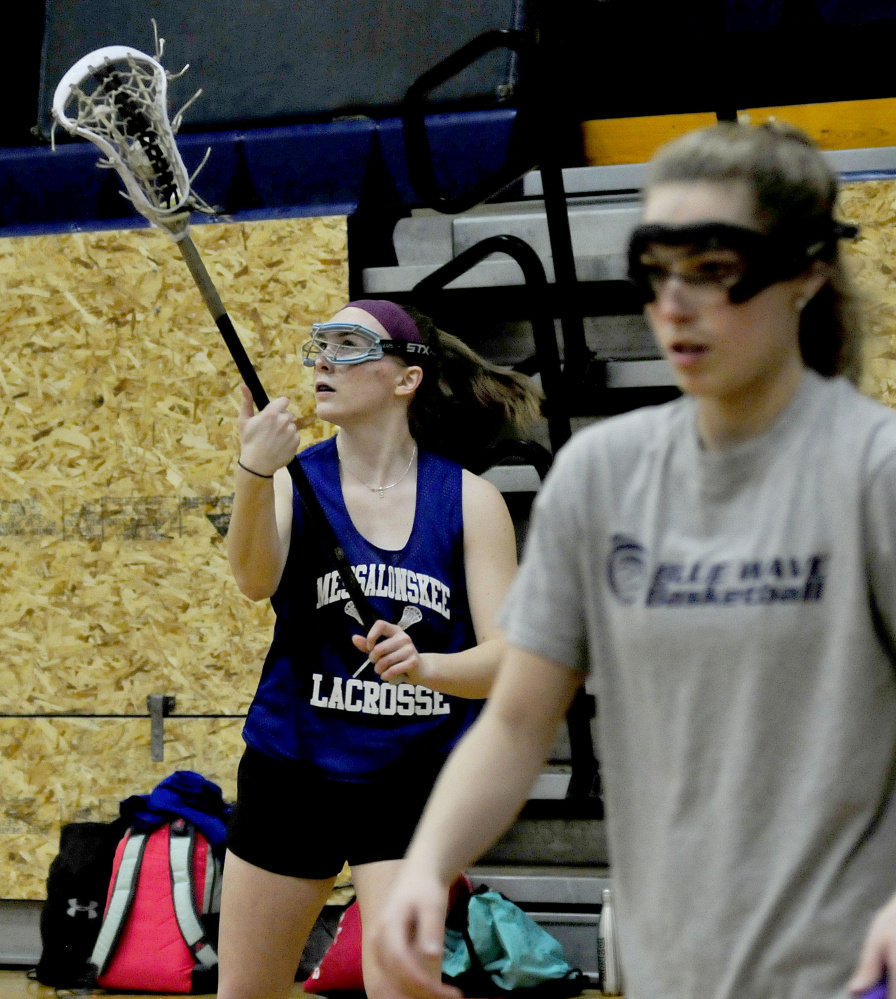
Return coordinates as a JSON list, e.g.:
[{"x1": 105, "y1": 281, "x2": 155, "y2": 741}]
[
  {"x1": 0, "y1": 216, "x2": 347, "y2": 898},
  {"x1": 0, "y1": 716, "x2": 245, "y2": 899},
  {"x1": 839, "y1": 180, "x2": 896, "y2": 404}
]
